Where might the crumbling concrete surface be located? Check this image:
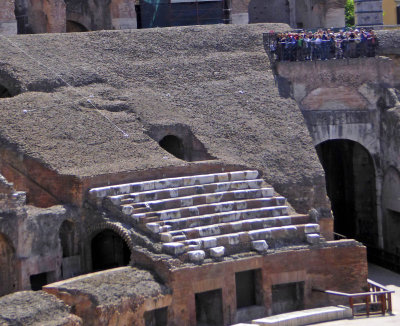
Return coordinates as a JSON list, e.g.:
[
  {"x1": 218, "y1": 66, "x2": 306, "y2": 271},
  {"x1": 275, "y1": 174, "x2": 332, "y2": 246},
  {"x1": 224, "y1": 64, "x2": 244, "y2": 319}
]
[
  {"x1": 0, "y1": 290, "x2": 82, "y2": 325},
  {"x1": 44, "y1": 267, "x2": 171, "y2": 326},
  {"x1": 0, "y1": 23, "x2": 330, "y2": 214}
]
